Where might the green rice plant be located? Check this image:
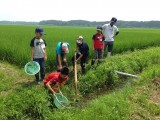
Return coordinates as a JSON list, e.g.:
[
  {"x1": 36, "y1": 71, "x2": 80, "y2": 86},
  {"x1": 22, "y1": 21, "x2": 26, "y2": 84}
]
[{"x1": 0, "y1": 25, "x2": 160, "y2": 71}]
